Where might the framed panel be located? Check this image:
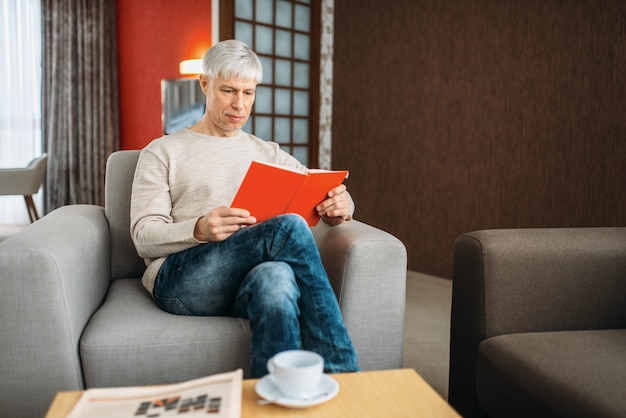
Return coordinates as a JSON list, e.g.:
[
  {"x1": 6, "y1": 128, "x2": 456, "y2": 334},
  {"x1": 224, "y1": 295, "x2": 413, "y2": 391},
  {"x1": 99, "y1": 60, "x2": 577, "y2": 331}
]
[{"x1": 220, "y1": 0, "x2": 321, "y2": 167}]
